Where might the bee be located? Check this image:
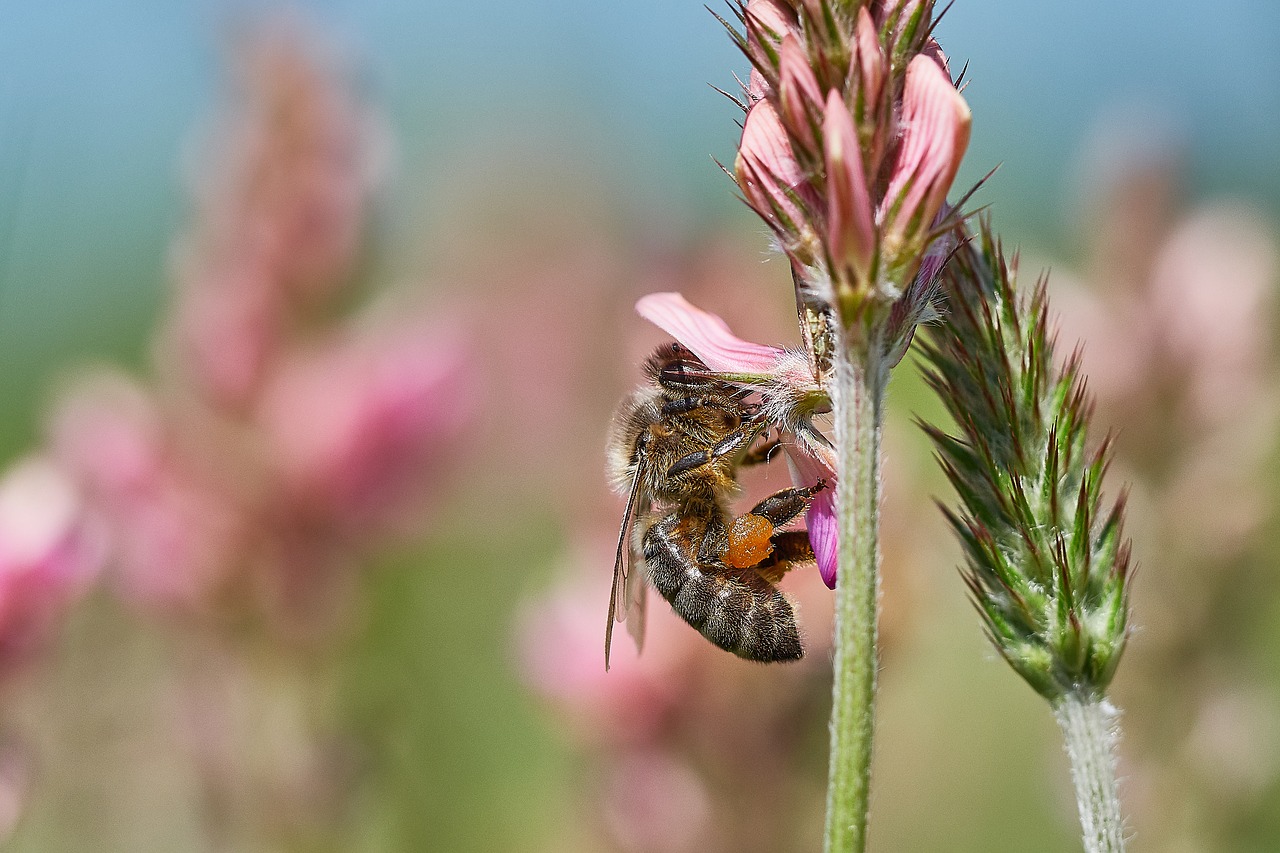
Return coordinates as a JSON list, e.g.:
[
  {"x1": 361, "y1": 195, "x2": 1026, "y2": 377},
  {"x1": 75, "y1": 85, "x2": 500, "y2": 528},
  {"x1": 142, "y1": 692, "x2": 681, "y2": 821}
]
[{"x1": 605, "y1": 342, "x2": 826, "y2": 669}]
